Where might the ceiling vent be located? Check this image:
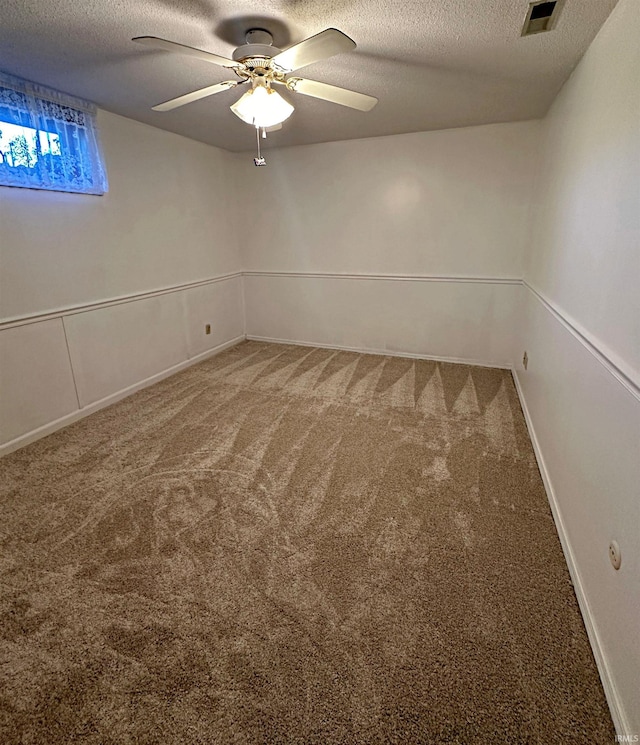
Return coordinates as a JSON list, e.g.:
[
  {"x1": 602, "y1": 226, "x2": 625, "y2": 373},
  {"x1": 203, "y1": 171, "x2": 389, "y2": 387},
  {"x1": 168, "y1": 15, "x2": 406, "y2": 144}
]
[{"x1": 521, "y1": 0, "x2": 564, "y2": 36}]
